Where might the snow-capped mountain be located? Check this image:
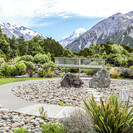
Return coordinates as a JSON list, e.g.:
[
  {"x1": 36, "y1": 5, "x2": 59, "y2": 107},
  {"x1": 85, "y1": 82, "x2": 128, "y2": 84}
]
[
  {"x1": 66, "y1": 11, "x2": 133, "y2": 52},
  {"x1": 60, "y1": 28, "x2": 86, "y2": 48},
  {"x1": 0, "y1": 22, "x2": 46, "y2": 40}
]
